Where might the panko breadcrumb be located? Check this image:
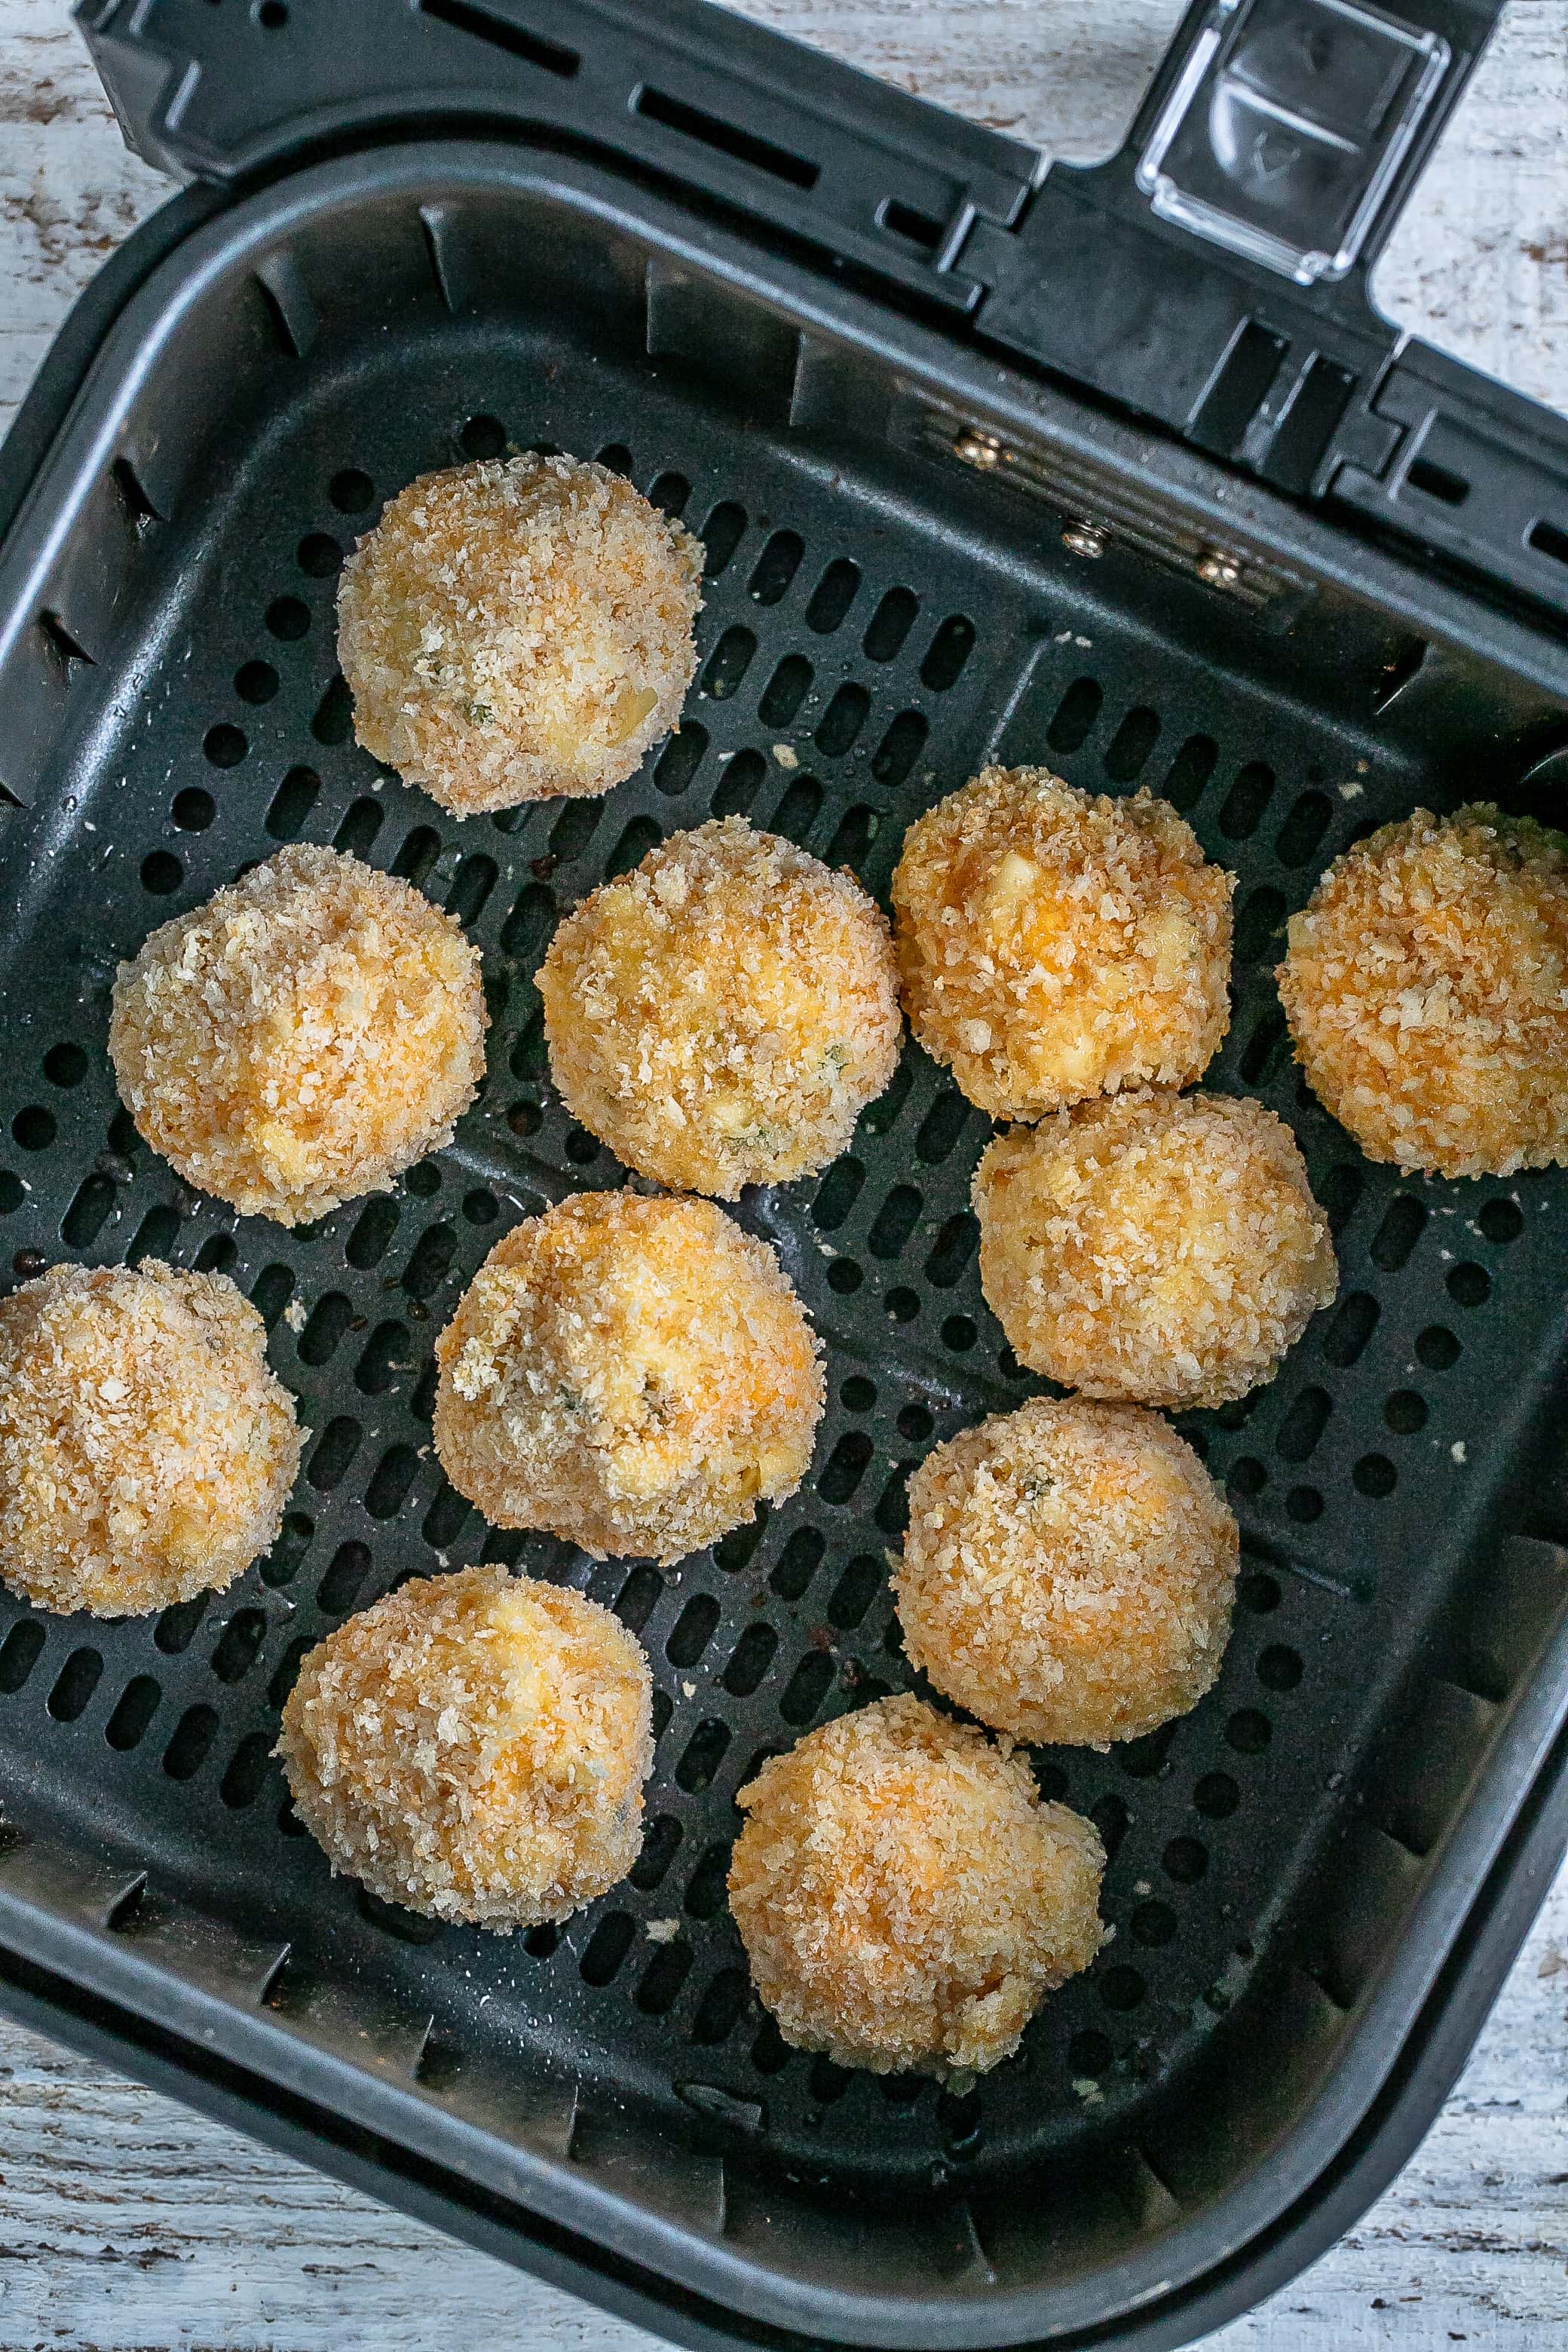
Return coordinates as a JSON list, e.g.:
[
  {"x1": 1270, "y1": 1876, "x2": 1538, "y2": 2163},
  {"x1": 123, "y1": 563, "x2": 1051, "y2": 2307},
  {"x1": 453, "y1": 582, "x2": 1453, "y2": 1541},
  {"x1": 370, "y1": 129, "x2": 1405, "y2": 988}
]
[
  {"x1": 728, "y1": 1695, "x2": 1106, "y2": 2077},
  {"x1": 1279, "y1": 804, "x2": 1568, "y2": 1178},
  {"x1": 539, "y1": 818, "x2": 902, "y2": 1196},
  {"x1": 892, "y1": 767, "x2": 1233, "y2": 1117},
  {"x1": 0, "y1": 1261, "x2": 301, "y2": 1616},
  {"x1": 336, "y1": 453, "x2": 703, "y2": 815},
  {"x1": 975, "y1": 1089, "x2": 1337, "y2": 1409},
  {"x1": 433, "y1": 1190, "x2": 823, "y2": 1563},
  {"x1": 896, "y1": 1398, "x2": 1237, "y2": 1749},
  {"x1": 277, "y1": 1567, "x2": 652, "y2": 1928},
  {"x1": 109, "y1": 844, "x2": 487, "y2": 1224}
]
